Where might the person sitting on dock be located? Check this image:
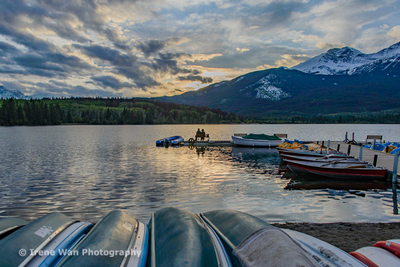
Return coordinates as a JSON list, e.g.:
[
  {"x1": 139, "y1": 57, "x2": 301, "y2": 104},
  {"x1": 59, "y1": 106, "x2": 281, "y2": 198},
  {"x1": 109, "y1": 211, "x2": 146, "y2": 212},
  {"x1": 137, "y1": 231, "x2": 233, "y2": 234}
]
[
  {"x1": 201, "y1": 129, "x2": 205, "y2": 141},
  {"x1": 196, "y1": 129, "x2": 202, "y2": 141},
  {"x1": 195, "y1": 129, "x2": 208, "y2": 141}
]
